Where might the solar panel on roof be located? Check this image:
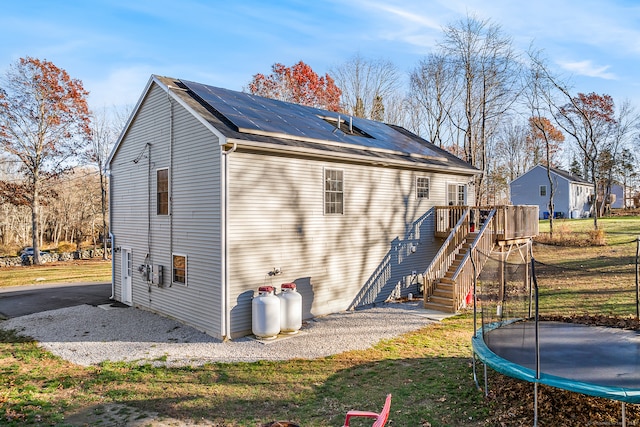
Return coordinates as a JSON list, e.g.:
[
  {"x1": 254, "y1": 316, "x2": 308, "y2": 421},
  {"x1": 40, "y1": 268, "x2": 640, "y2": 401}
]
[{"x1": 180, "y1": 79, "x2": 444, "y2": 159}]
